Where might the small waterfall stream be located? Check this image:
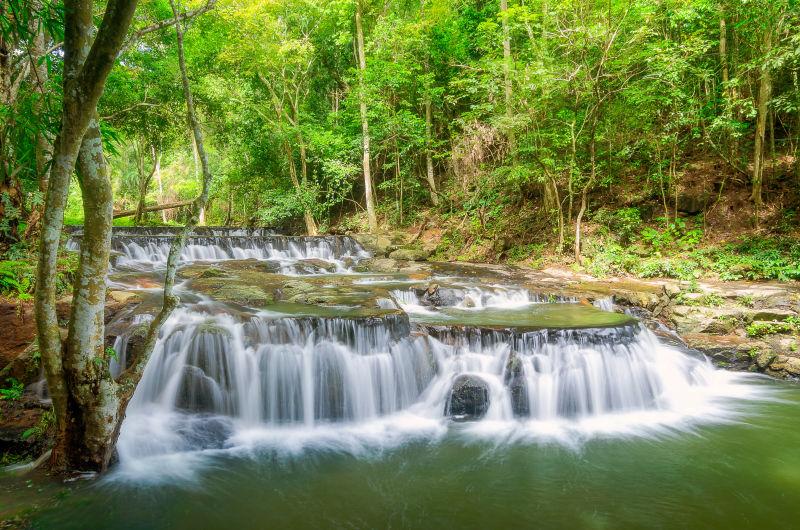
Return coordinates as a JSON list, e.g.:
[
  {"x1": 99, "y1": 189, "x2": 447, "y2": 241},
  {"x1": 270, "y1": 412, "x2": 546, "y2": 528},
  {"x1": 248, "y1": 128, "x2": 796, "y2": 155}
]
[{"x1": 74, "y1": 227, "x2": 758, "y2": 469}]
